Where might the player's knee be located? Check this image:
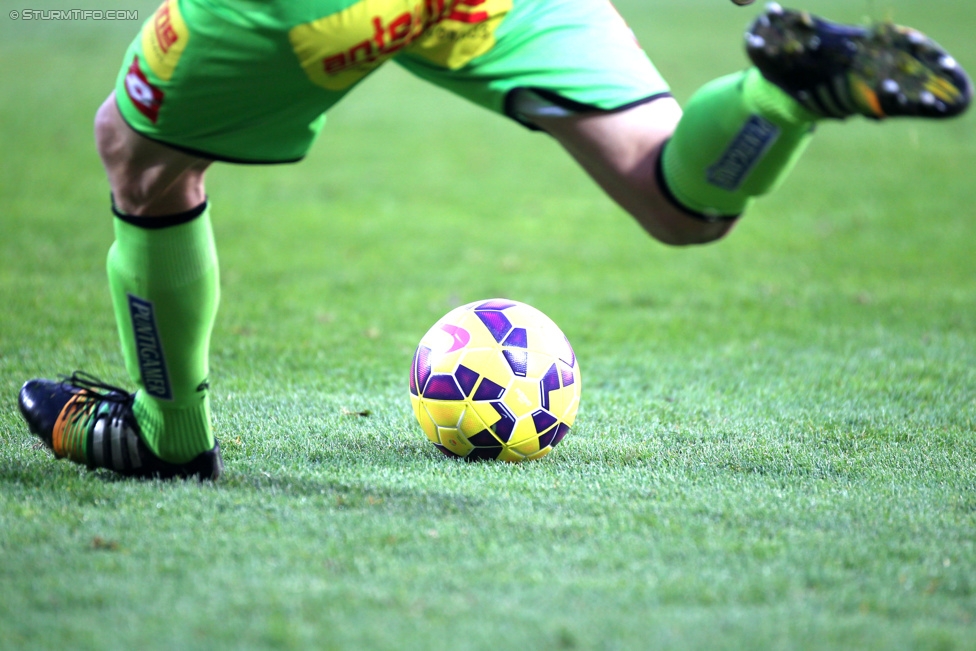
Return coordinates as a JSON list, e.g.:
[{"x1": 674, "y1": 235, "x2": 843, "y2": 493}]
[
  {"x1": 94, "y1": 95, "x2": 144, "y2": 176},
  {"x1": 94, "y1": 113, "x2": 142, "y2": 210},
  {"x1": 94, "y1": 98, "x2": 123, "y2": 166},
  {"x1": 93, "y1": 97, "x2": 160, "y2": 213},
  {"x1": 94, "y1": 100, "x2": 149, "y2": 210}
]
